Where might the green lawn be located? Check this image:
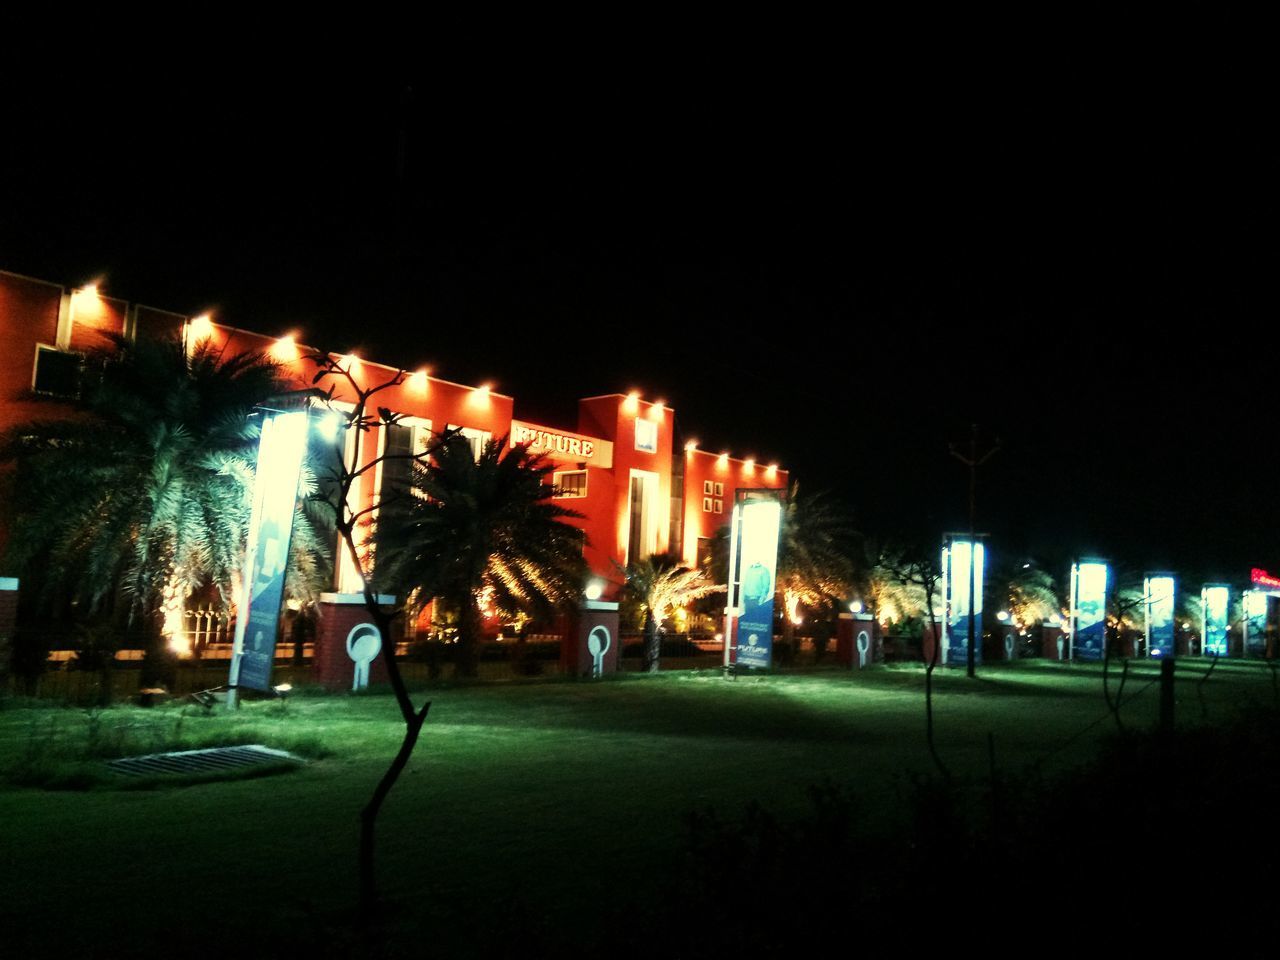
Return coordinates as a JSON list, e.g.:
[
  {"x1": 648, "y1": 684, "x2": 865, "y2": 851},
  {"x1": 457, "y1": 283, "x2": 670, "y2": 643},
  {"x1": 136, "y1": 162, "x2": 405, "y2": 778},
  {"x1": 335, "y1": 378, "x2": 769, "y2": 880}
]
[{"x1": 1, "y1": 660, "x2": 1274, "y2": 957}]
